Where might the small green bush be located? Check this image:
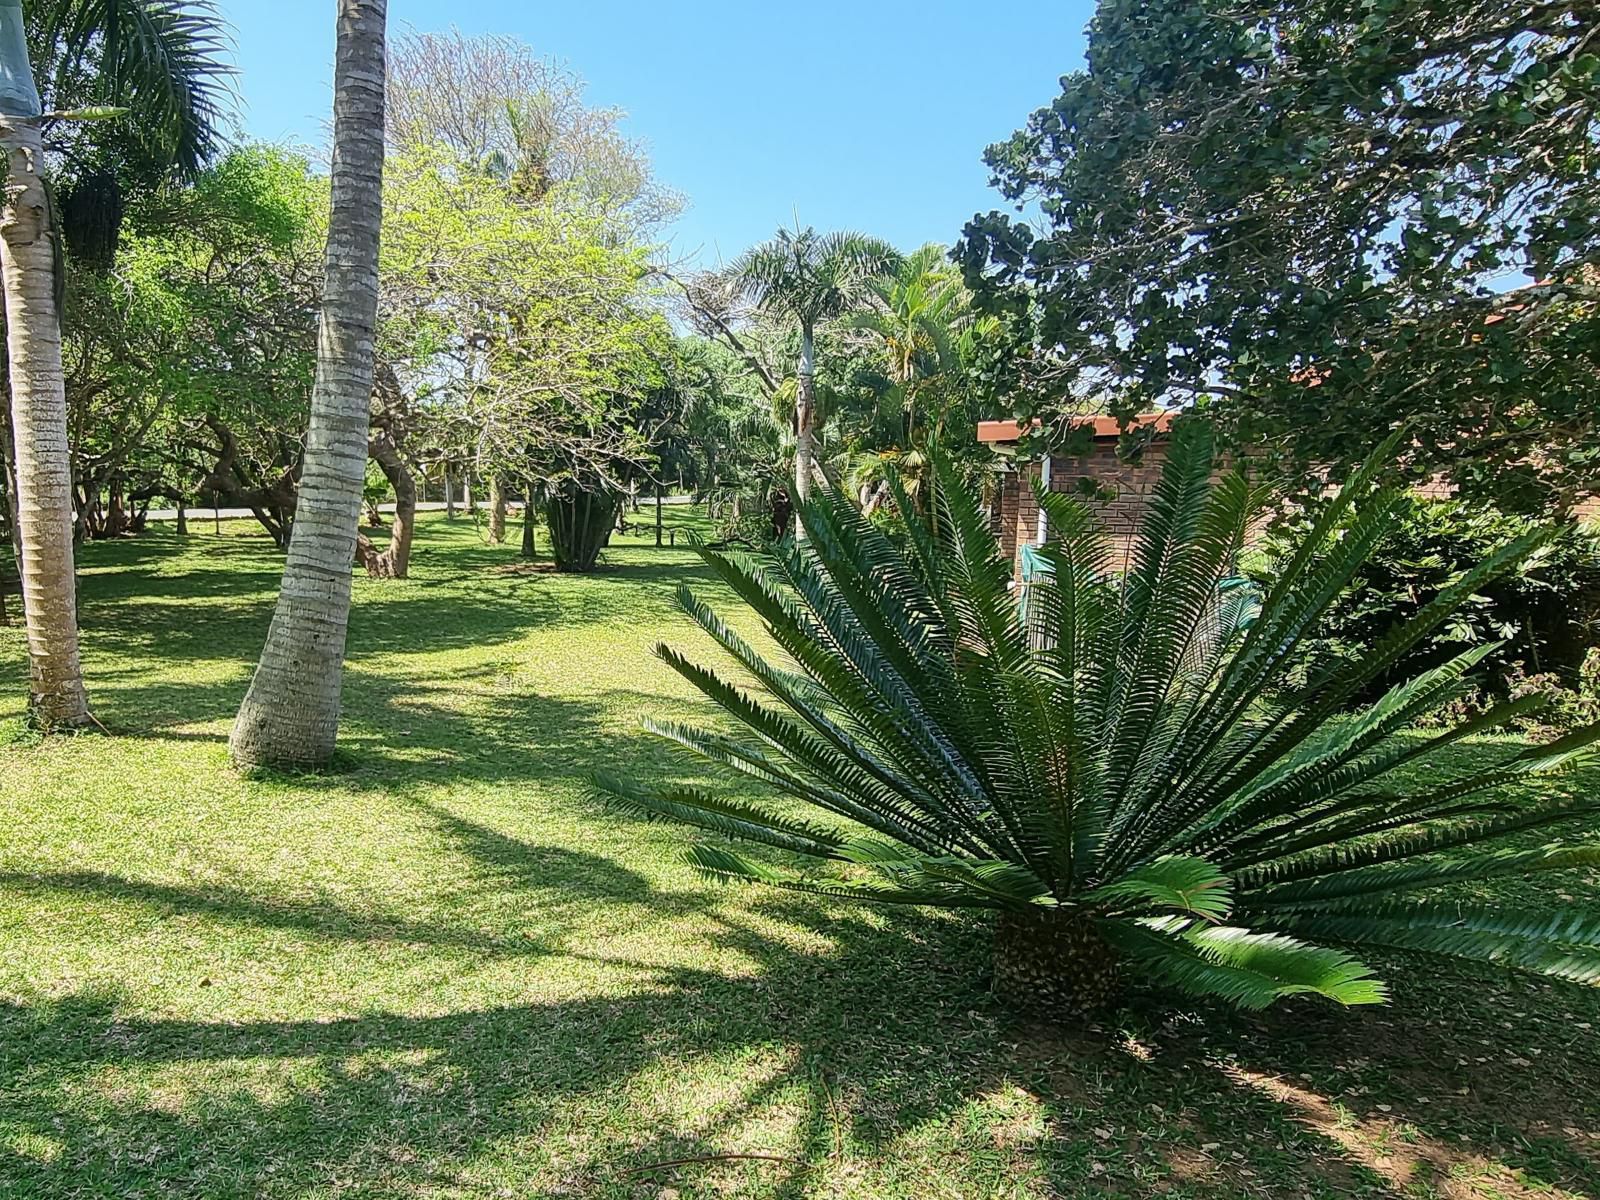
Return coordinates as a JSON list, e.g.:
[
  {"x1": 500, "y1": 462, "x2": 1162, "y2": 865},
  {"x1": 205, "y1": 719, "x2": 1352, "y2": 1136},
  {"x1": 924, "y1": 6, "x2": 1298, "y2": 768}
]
[{"x1": 1253, "y1": 498, "x2": 1600, "y2": 714}]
